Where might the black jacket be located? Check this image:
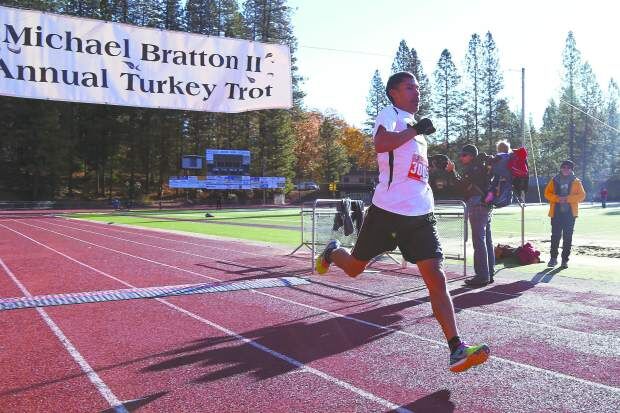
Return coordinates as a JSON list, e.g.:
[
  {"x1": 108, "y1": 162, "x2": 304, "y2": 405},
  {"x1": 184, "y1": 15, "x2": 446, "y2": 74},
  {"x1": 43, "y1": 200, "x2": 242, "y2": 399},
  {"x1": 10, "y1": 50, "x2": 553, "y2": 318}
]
[
  {"x1": 451, "y1": 161, "x2": 491, "y2": 201},
  {"x1": 333, "y1": 199, "x2": 365, "y2": 236}
]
